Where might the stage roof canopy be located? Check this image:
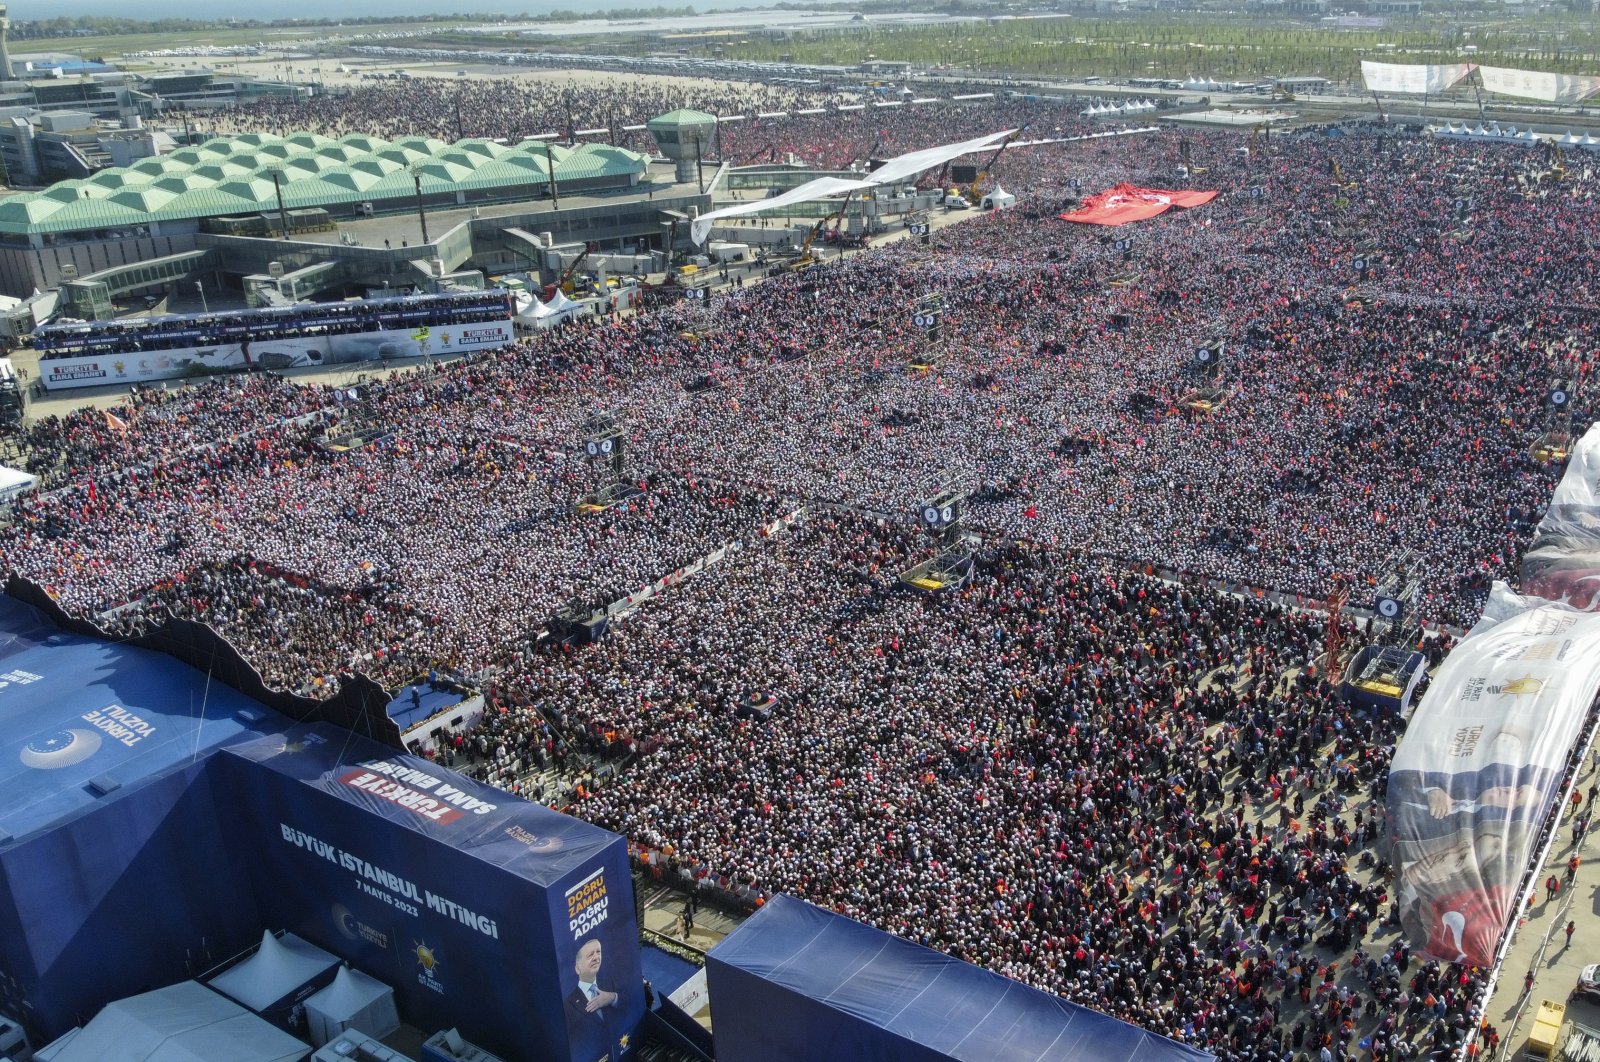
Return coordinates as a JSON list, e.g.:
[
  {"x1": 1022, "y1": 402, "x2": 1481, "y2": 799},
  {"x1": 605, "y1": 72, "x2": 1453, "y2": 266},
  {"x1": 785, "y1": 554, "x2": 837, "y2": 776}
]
[{"x1": 0, "y1": 595, "x2": 280, "y2": 845}]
